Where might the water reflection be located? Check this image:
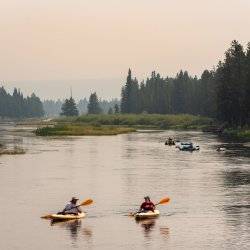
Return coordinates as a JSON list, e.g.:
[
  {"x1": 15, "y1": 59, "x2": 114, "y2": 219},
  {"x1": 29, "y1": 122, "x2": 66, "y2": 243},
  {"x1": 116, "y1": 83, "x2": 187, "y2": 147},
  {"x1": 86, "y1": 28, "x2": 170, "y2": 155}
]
[
  {"x1": 51, "y1": 220, "x2": 82, "y2": 241},
  {"x1": 159, "y1": 226, "x2": 170, "y2": 239},
  {"x1": 222, "y1": 169, "x2": 250, "y2": 187},
  {"x1": 221, "y1": 167, "x2": 250, "y2": 231},
  {"x1": 1, "y1": 124, "x2": 250, "y2": 250},
  {"x1": 50, "y1": 219, "x2": 93, "y2": 243},
  {"x1": 136, "y1": 219, "x2": 156, "y2": 238}
]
